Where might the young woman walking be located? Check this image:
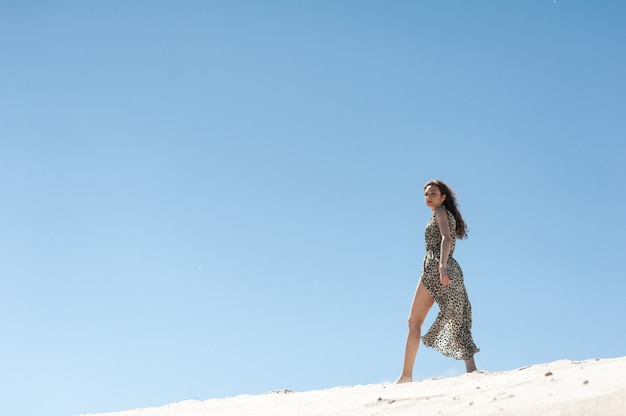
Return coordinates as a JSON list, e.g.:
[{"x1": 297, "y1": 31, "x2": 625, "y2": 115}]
[{"x1": 396, "y1": 180, "x2": 480, "y2": 383}]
